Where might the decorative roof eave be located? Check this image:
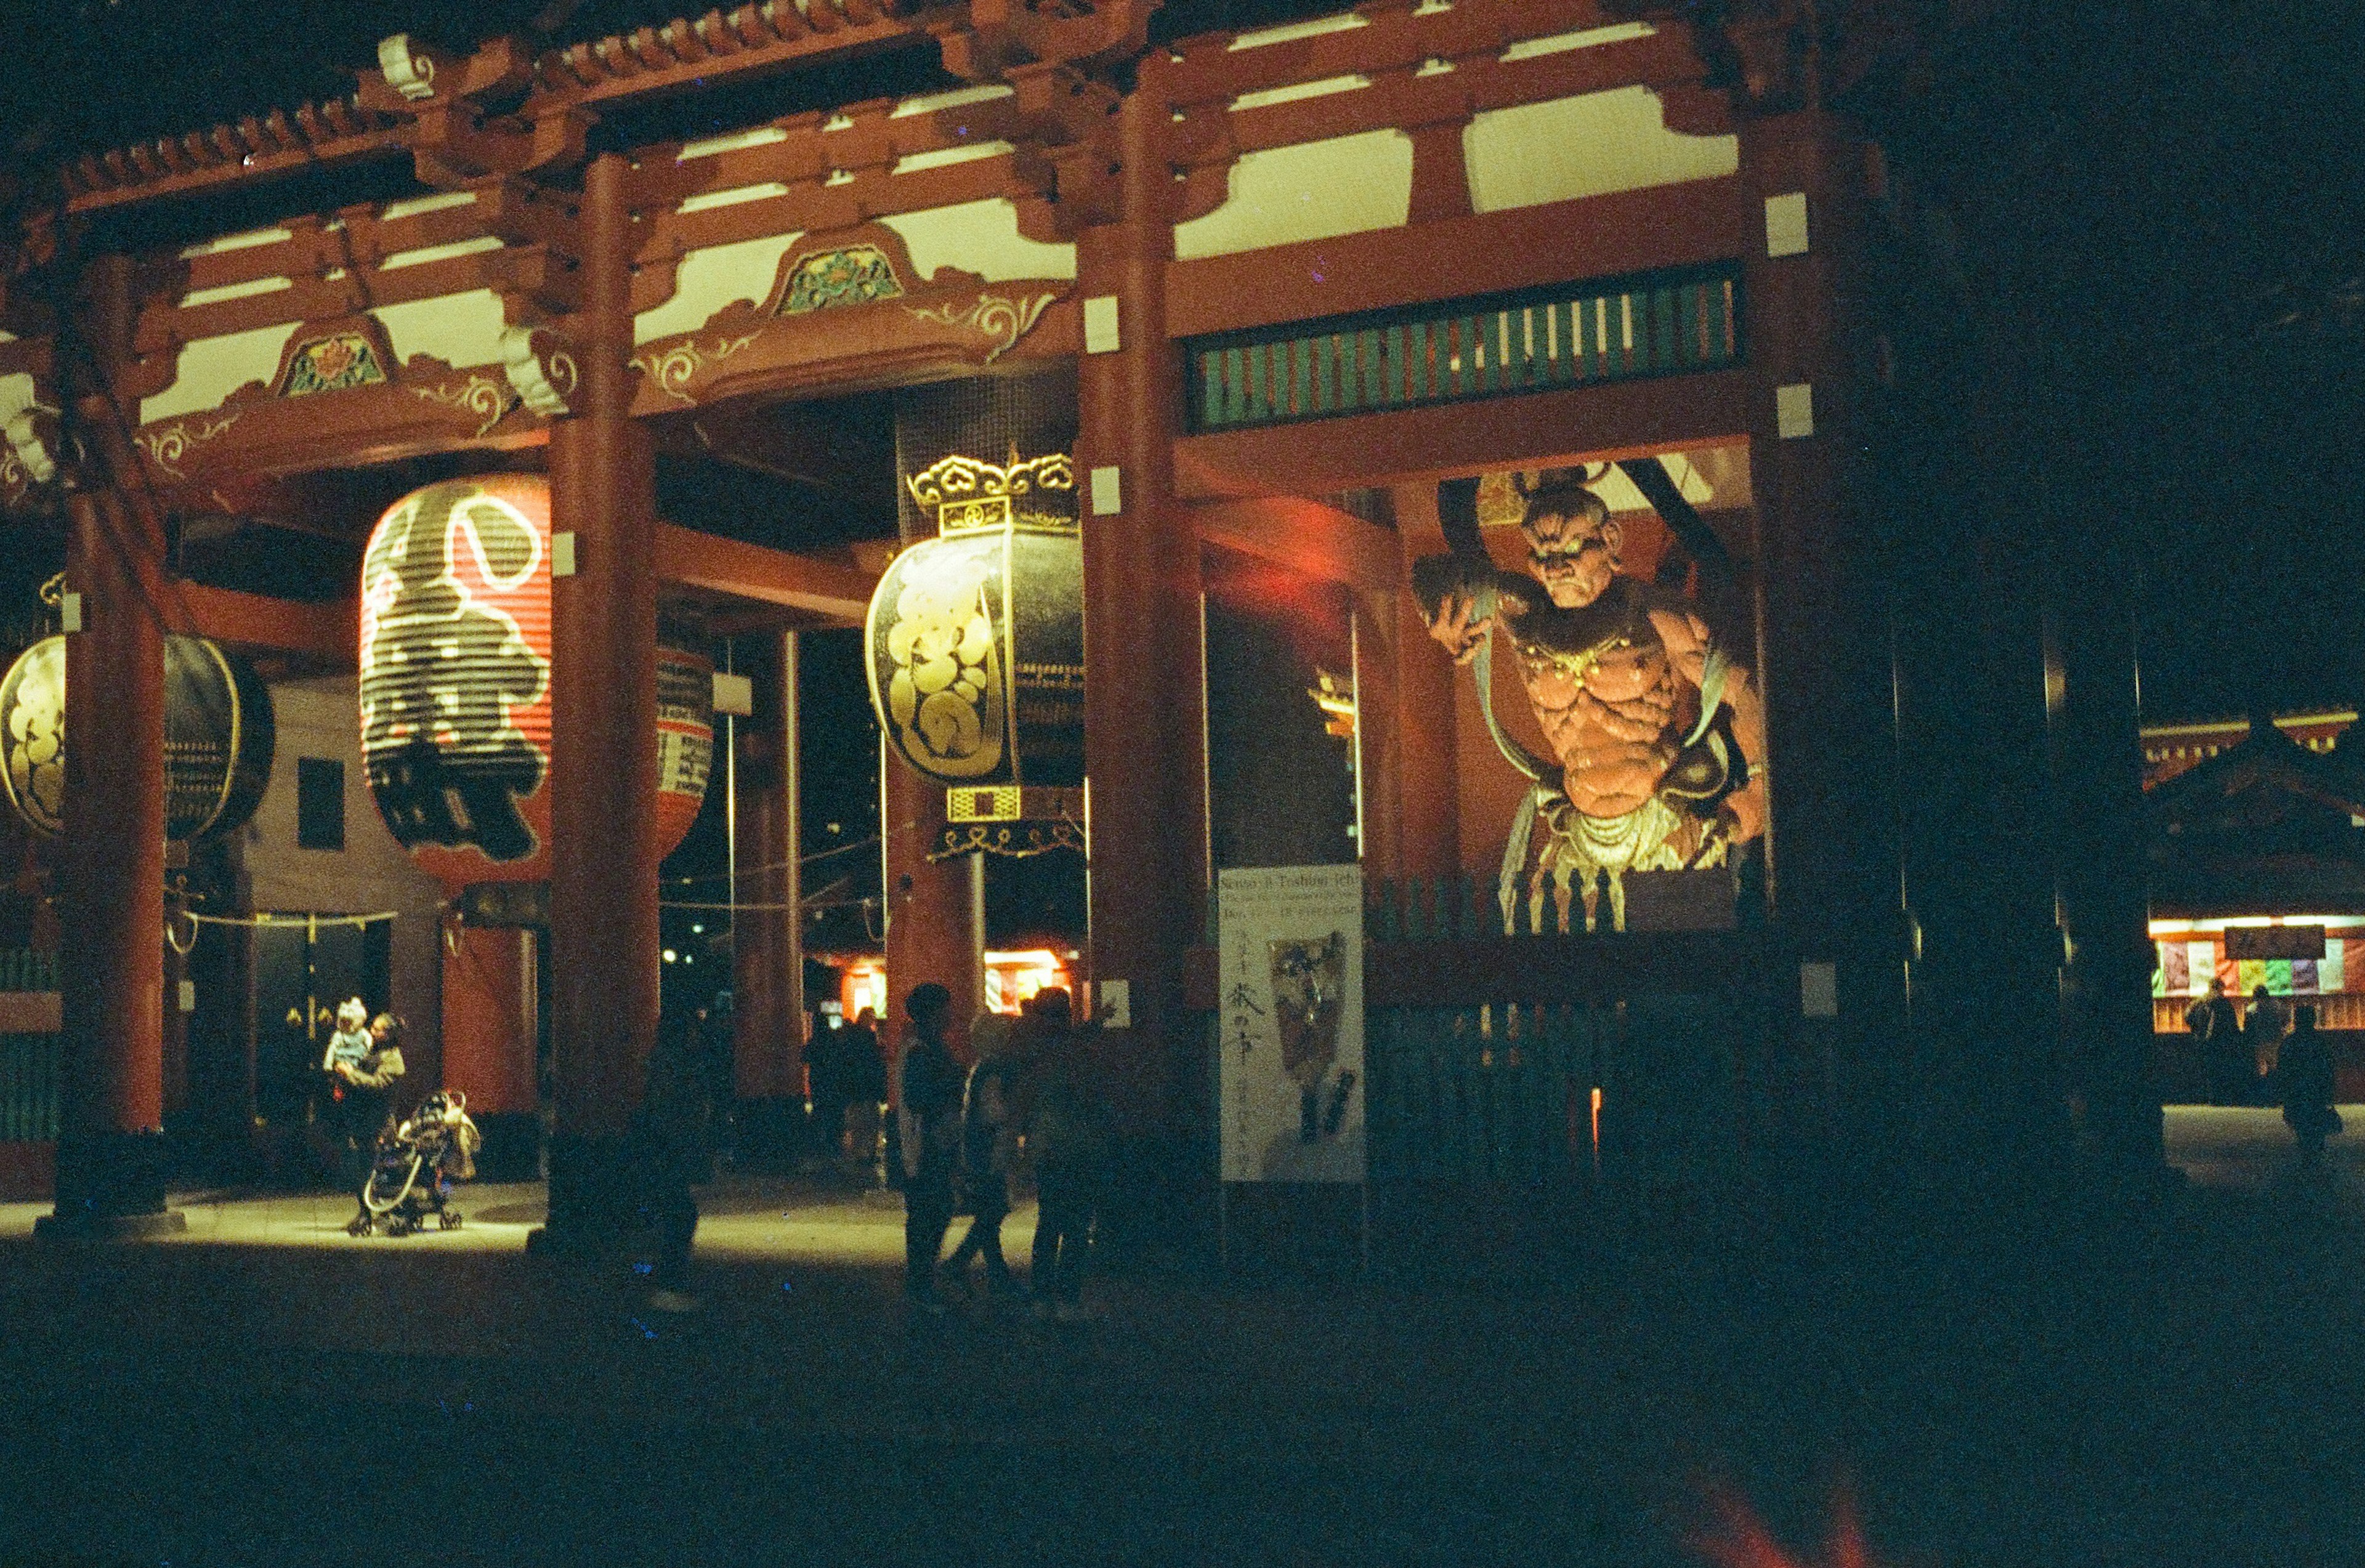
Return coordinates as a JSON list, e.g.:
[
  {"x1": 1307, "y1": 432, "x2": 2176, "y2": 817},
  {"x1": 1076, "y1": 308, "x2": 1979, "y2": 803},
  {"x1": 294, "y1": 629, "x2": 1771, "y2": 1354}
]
[
  {"x1": 2146, "y1": 724, "x2": 2365, "y2": 829},
  {"x1": 46, "y1": 1, "x2": 990, "y2": 216},
  {"x1": 522, "y1": 1, "x2": 942, "y2": 113},
  {"x1": 60, "y1": 96, "x2": 406, "y2": 216}
]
